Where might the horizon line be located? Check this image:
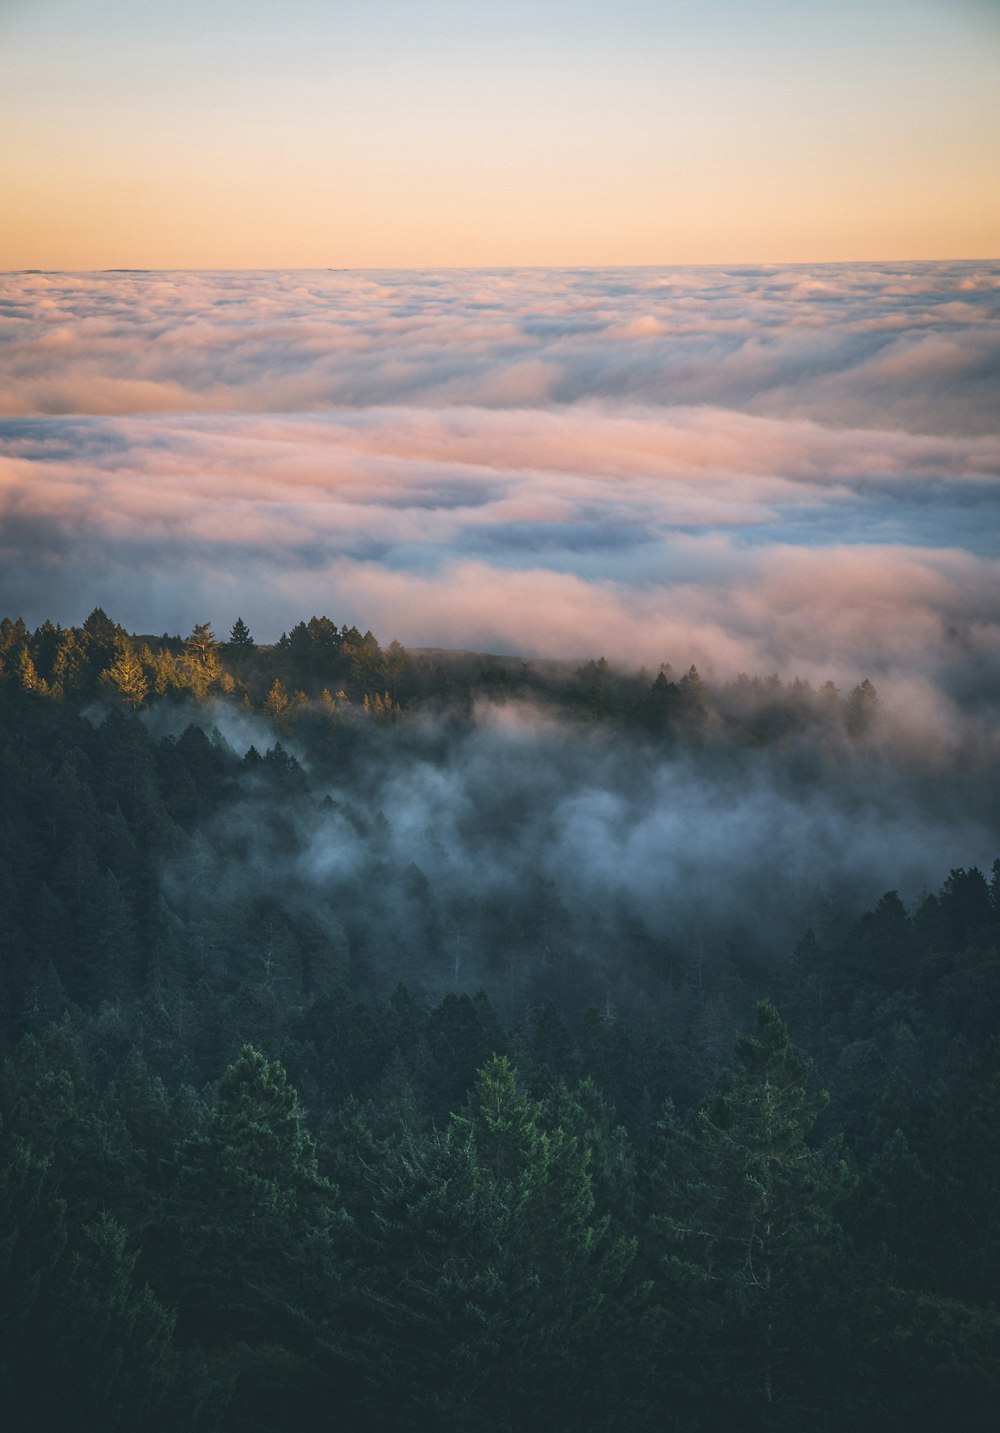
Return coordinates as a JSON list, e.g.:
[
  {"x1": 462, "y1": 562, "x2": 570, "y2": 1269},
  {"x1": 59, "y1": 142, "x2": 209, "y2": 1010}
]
[{"x1": 5, "y1": 255, "x2": 1000, "y2": 277}]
